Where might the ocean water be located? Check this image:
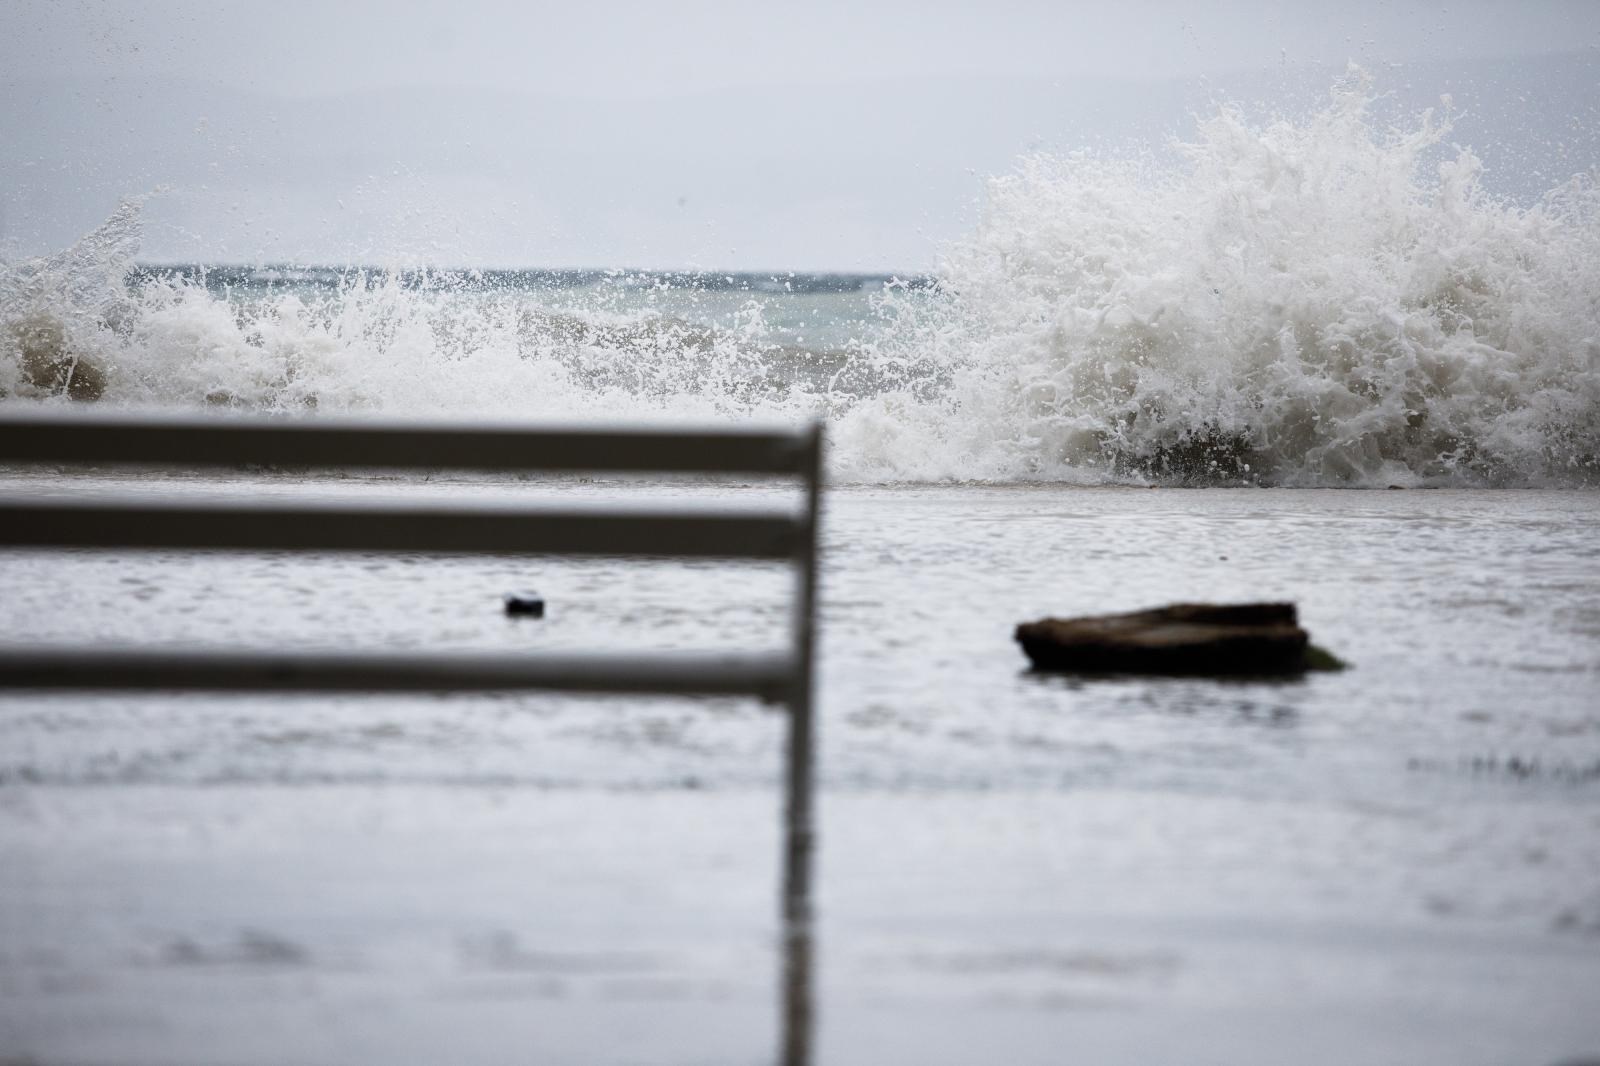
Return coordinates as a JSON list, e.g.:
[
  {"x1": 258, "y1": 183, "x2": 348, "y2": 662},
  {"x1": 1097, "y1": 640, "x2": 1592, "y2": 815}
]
[
  {"x1": 1, "y1": 78, "x2": 1599, "y2": 1065},
  {"x1": 0, "y1": 476, "x2": 1597, "y2": 1065},
  {"x1": 4, "y1": 76, "x2": 1599, "y2": 487}
]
